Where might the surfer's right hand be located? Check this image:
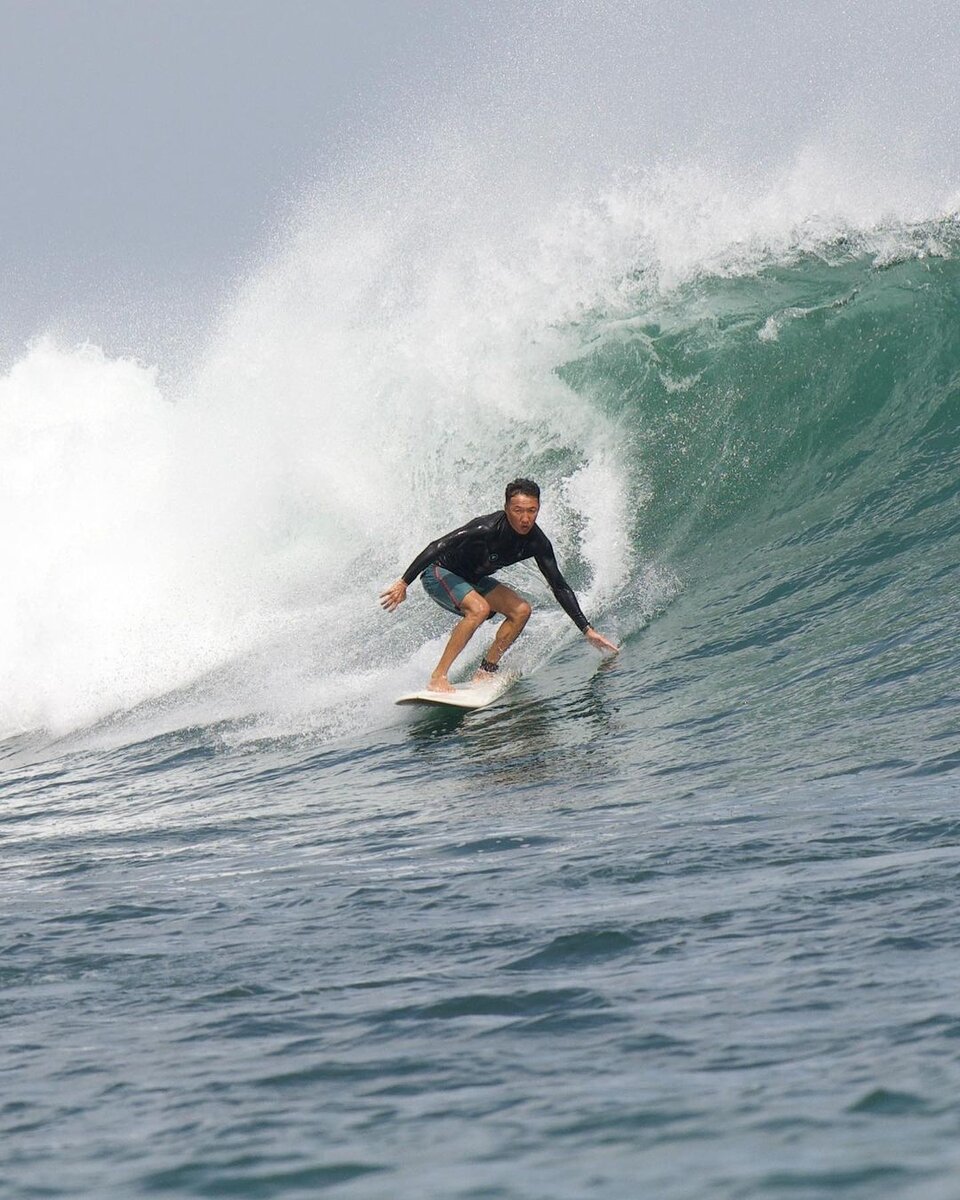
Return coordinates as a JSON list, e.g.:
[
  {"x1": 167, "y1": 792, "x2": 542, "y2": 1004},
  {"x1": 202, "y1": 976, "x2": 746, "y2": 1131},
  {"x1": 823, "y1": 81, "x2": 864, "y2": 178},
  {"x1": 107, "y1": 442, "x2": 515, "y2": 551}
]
[{"x1": 380, "y1": 580, "x2": 408, "y2": 612}]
